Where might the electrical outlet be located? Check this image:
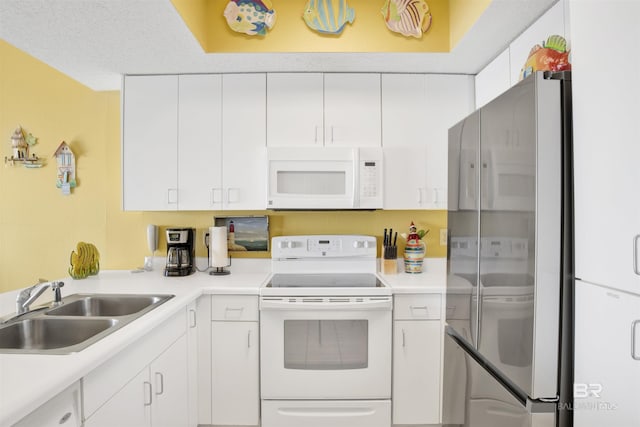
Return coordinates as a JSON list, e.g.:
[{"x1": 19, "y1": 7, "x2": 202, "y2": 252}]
[{"x1": 440, "y1": 229, "x2": 448, "y2": 246}]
